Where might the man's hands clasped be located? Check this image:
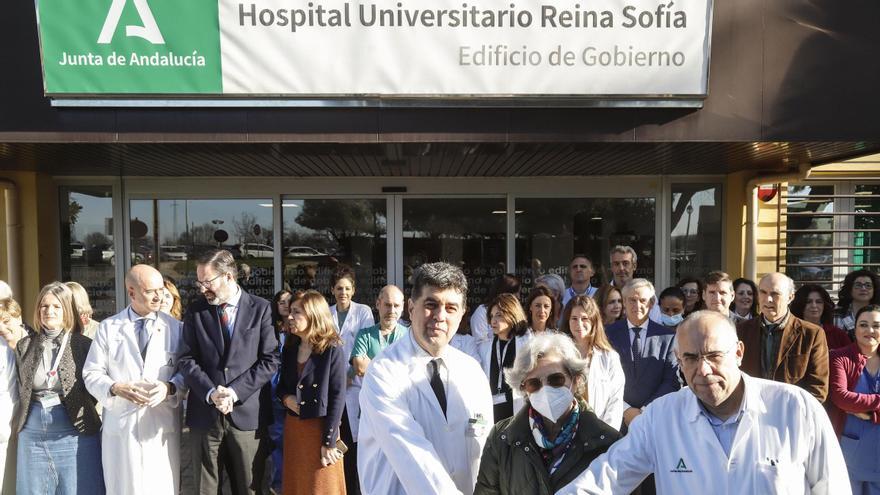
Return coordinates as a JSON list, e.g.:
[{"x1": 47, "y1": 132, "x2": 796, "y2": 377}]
[{"x1": 211, "y1": 385, "x2": 235, "y2": 415}]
